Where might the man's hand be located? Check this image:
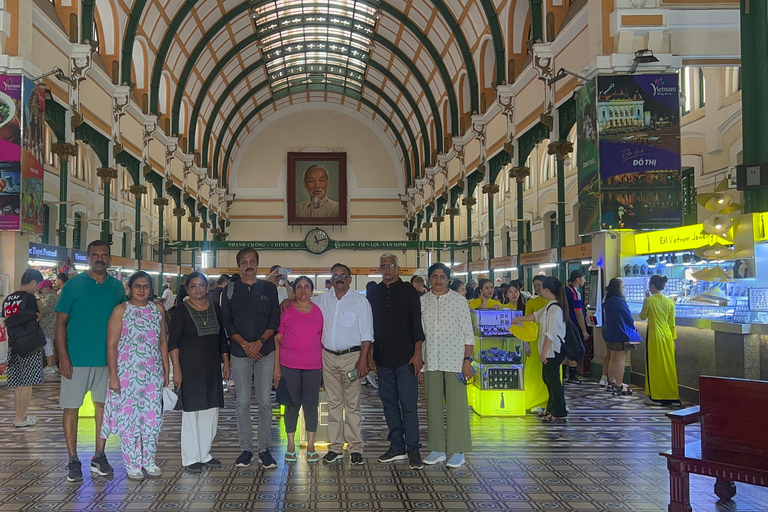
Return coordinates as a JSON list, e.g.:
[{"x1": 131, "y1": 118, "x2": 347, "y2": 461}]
[
  {"x1": 59, "y1": 357, "x2": 73, "y2": 380},
  {"x1": 582, "y1": 329, "x2": 589, "y2": 340},
  {"x1": 243, "y1": 340, "x2": 264, "y2": 360},
  {"x1": 408, "y1": 352, "x2": 423, "y2": 375},
  {"x1": 367, "y1": 354, "x2": 377, "y2": 372},
  {"x1": 280, "y1": 299, "x2": 292, "y2": 314},
  {"x1": 355, "y1": 355, "x2": 369, "y2": 379},
  {"x1": 222, "y1": 362, "x2": 231, "y2": 381},
  {"x1": 173, "y1": 368, "x2": 182, "y2": 389},
  {"x1": 462, "y1": 359, "x2": 474, "y2": 381},
  {"x1": 417, "y1": 371, "x2": 424, "y2": 385}
]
